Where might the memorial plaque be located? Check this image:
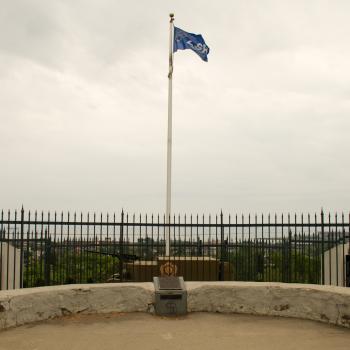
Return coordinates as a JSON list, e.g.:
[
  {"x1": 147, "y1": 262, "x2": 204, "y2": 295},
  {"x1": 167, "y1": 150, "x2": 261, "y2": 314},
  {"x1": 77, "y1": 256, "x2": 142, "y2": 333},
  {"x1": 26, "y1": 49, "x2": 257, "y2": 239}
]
[
  {"x1": 153, "y1": 276, "x2": 187, "y2": 316},
  {"x1": 158, "y1": 276, "x2": 182, "y2": 290}
]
